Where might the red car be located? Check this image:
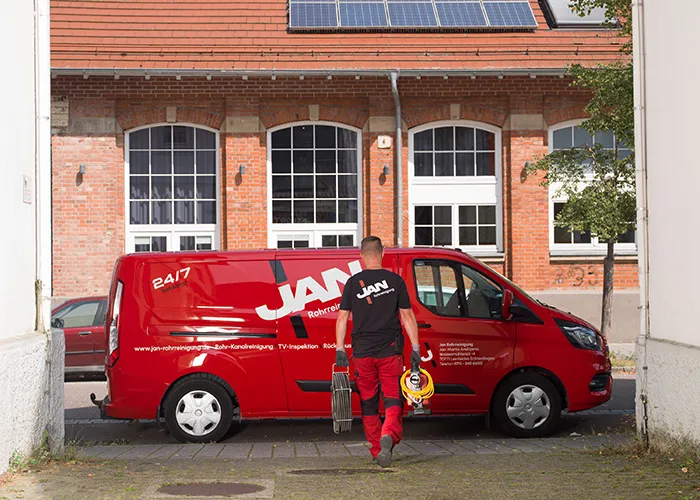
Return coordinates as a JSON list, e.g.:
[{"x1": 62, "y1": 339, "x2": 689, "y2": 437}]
[
  {"x1": 52, "y1": 296, "x2": 108, "y2": 375},
  {"x1": 94, "y1": 247, "x2": 612, "y2": 443}
]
